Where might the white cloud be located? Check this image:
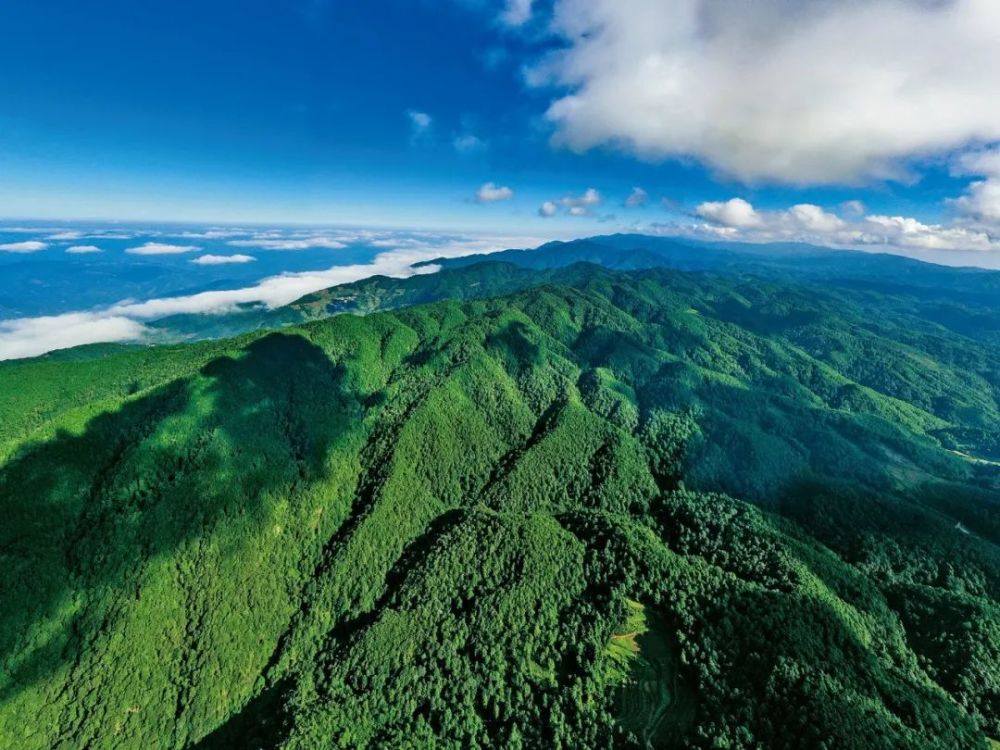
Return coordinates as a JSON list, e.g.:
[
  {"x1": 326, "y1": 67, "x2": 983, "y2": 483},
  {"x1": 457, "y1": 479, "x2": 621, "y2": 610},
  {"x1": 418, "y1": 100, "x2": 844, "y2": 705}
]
[
  {"x1": 950, "y1": 148, "x2": 1000, "y2": 225},
  {"x1": 953, "y1": 179, "x2": 1000, "y2": 225},
  {"x1": 45, "y1": 231, "x2": 83, "y2": 241},
  {"x1": 409, "y1": 111, "x2": 432, "y2": 129},
  {"x1": 174, "y1": 229, "x2": 251, "y2": 240},
  {"x1": 501, "y1": 0, "x2": 534, "y2": 27},
  {"x1": 454, "y1": 134, "x2": 487, "y2": 154},
  {"x1": 538, "y1": 200, "x2": 558, "y2": 217},
  {"x1": 0, "y1": 240, "x2": 46, "y2": 253},
  {"x1": 227, "y1": 237, "x2": 347, "y2": 251},
  {"x1": 787, "y1": 204, "x2": 846, "y2": 233},
  {"x1": 0, "y1": 231, "x2": 546, "y2": 361},
  {"x1": 106, "y1": 235, "x2": 536, "y2": 320},
  {"x1": 66, "y1": 245, "x2": 103, "y2": 254},
  {"x1": 408, "y1": 110, "x2": 433, "y2": 141},
  {"x1": 191, "y1": 254, "x2": 256, "y2": 265},
  {"x1": 126, "y1": 242, "x2": 199, "y2": 256},
  {"x1": 475, "y1": 182, "x2": 514, "y2": 203},
  {"x1": 696, "y1": 198, "x2": 763, "y2": 229},
  {"x1": 841, "y1": 200, "x2": 867, "y2": 217},
  {"x1": 537, "y1": 188, "x2": 602, "y2": 217},
  {"x1": 624, "y1": 187, "x2": 648, "y2": 207},
  {"x1": 685, "y1": 196, "x2": 1000, "y2": 253},
  {"x1": 0, "y1": 314, "x2": 147, "y2": 360},
  {"x1": 528, "y1": 0, "x2": 1000, "y2": 184},
  {"x1": 561, "y1": 187, "x2": 601, "y2": 208},
  {"x1": 864, "y1": 215, "x2": 997, "y2": 252}
]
